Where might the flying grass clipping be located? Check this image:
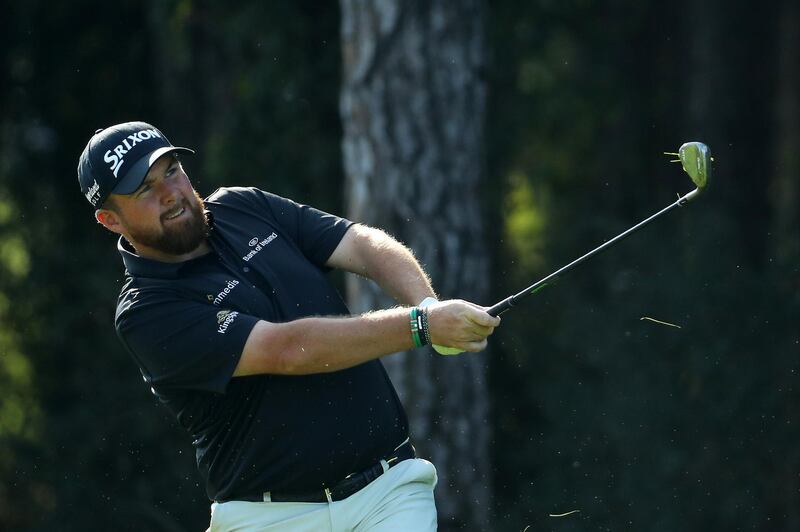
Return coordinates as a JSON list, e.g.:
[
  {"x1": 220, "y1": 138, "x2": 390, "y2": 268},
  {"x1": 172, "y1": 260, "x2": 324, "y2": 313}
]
[{"x1": 640, "y1": 316, "x2": 682, "y2": 329}]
